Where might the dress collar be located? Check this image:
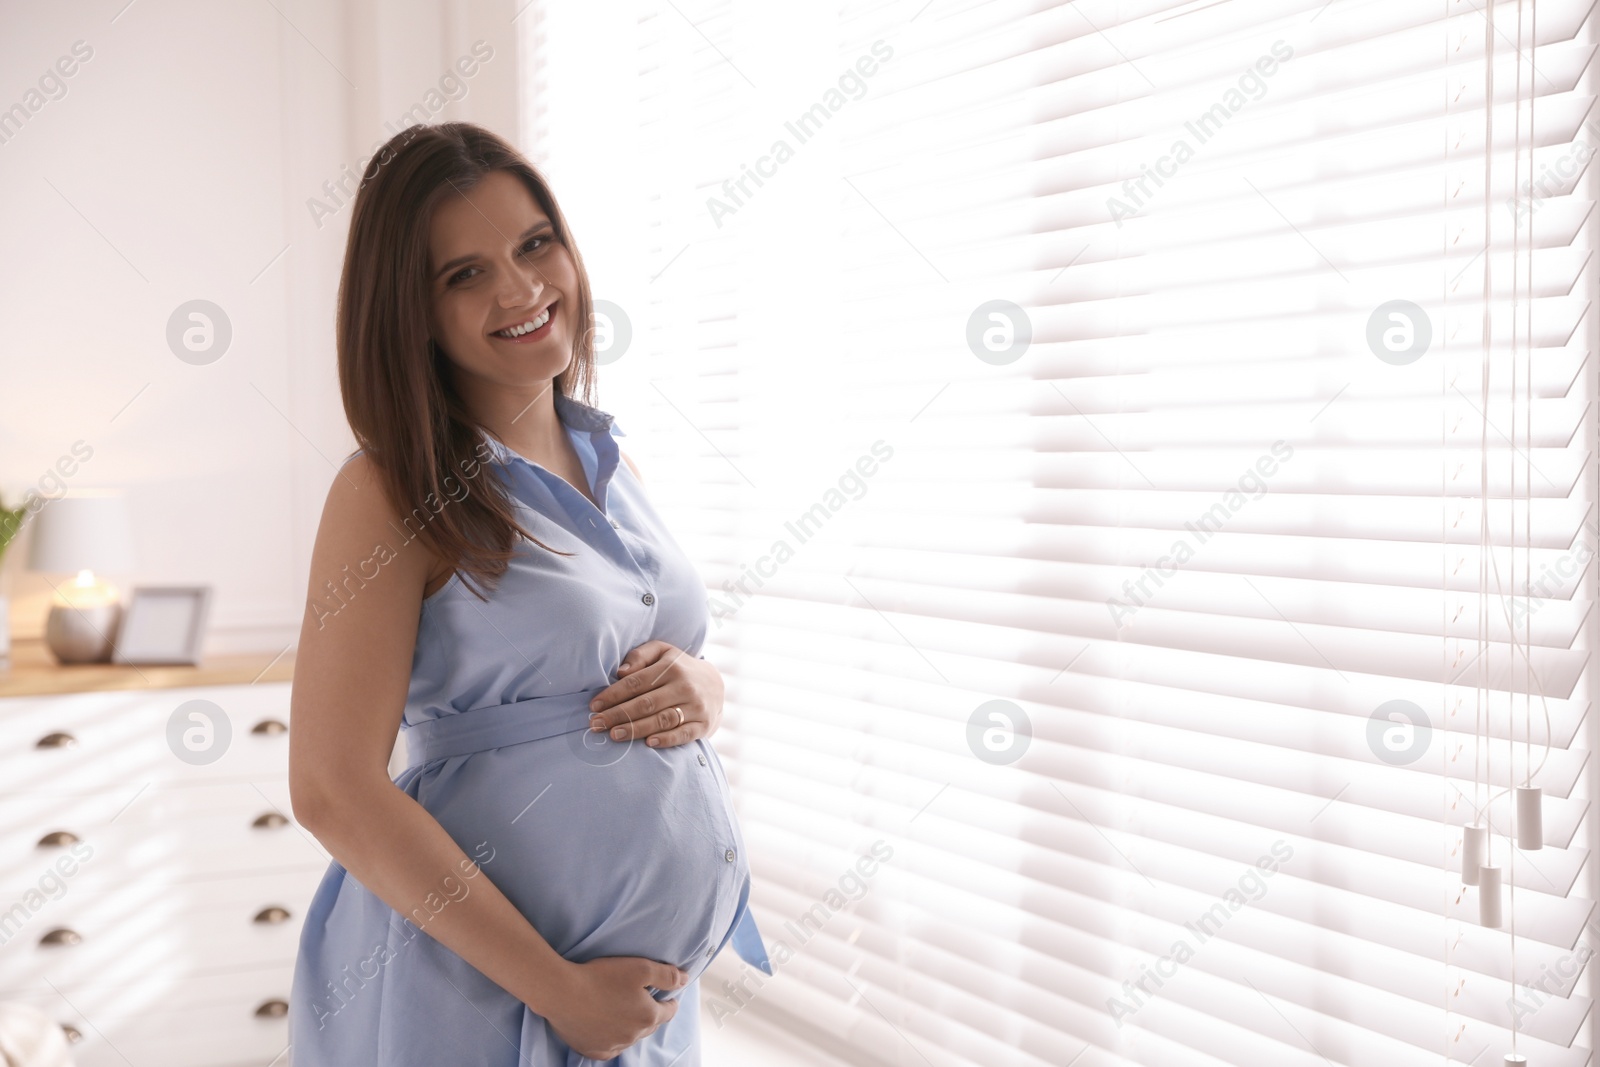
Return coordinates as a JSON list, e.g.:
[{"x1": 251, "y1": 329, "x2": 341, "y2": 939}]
[{"x1": 477, "y1": 392, "x2": 625, "y2": 466}]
